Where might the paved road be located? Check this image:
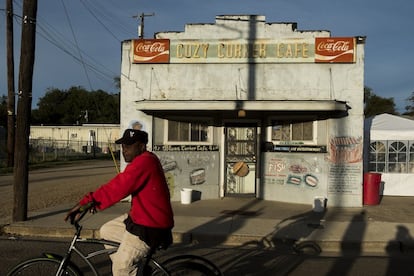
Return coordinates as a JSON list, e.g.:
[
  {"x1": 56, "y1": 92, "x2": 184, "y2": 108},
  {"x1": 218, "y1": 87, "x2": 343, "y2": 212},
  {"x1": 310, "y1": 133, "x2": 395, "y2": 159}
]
[
  {"x1": 0, "y1": 160, "x2": 118, "y2": 225},
  {"x1": 3, "y1": 236, "x2": 414, "y2": 276}
]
